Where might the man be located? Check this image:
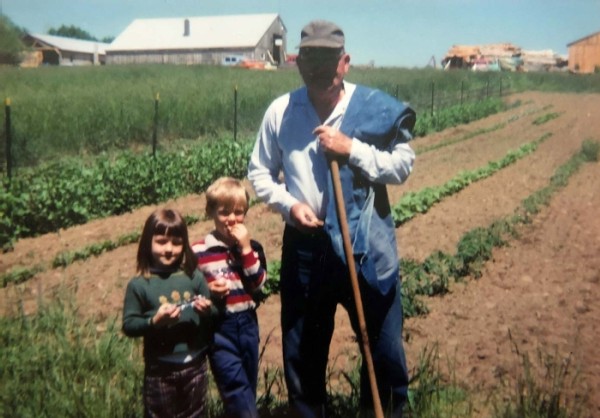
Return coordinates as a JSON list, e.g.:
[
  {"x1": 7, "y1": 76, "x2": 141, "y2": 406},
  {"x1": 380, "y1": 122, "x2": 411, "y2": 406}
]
[{"x1": 248, "y1": 19, "x2": 416, "y2": 418}]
